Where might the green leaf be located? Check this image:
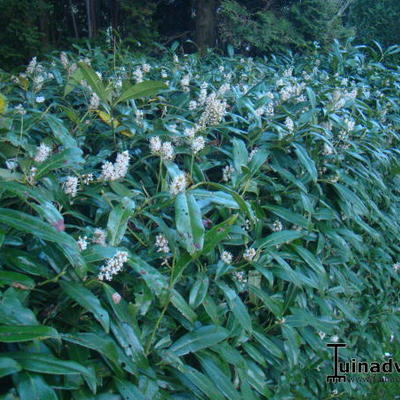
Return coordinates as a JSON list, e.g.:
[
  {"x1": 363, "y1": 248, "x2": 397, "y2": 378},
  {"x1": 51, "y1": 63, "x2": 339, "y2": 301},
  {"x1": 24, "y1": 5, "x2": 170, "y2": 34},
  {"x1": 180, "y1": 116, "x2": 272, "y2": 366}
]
[
  {"x1": 197, "y1": 355, "x2": 242, "y2": 400},
  {"x1": 180, "y1": 366, "x2": 226, "y2": 400},
  {"x1": 282, "y1": 325, "x2": 300, "y2": 368},
  {"x1": 189, "y1": 274, "x2": 209, "y2": 308},
  {"x1": 46, "y1": 114, "x2": 79, "y2": 148},
  {"x1": 202, "y1": 215, "x2": 238, "y2": 255},
  {"x1": 35, "y1": 148, "x2": 84, "y2": 179},
  {"x1": 247, "y1": 285, "x2": 283, "y2": 316},
  {"x1": 253, "y1": 330, "x2": 283, "y2": 359},
  {"x1": 293, "y1": 143, "x2": 318, "y2": 183},
  {"x1": 192, "y1": 189, "x2": 239, "y2": 209},
  {"x1": 169, "y1": 325, "x2": 229, "y2": 356},
  {"x1": 217, "y1": 282, "x2": 252, "y2": 332},
  {"x1": 232, "y1": 138, "x2": 248, "y2": 173},
  {"x1": 0, "y1": 208, "x2": 85, "y2": 272},
  {"x1": 0, "y1": 271, "x2": 35, "y2": 289},
  {"x1": 255, "y1": 230, "x2": 304, "y2": 249},
  {"x1": 263, "y1": 205, "x2": 309, "y2": 228},
  {"x1": 7, "y1": 352, "x2": 92, "y2": 377},
  {"x1": 0, "y1": 290, "x2": 38, "y2": 325},
  {"x1": 0, "y1": 357, "x2": 22, "y2": 378},
  {"x1": 128, "y1": 256, "x2": 168, "y2": 296},
  {"x1": 292, "y1": 245, "x2": 326, "y2": 276},
  {"x1": 170, "y1": 289, "x2": 198, "y2": 323},
  {"x1": 115, "y1": 81, "x2": 167, "y2": 104},
  {"x1": 334, "y1": 183, "x2": 368, "y2": 216},
  {"x1": 61, "y1": 332, "x2": 121, "y2": 369},
  {"x1": 0, "y1": 325, "x2": 59, "y2": 342},
  {"x1": 64, "y1": 67, "x2": 84, "y2": 96},
  {"x1": 107, "y1": 197, "x2": 135, "y2": 246},
  {"x1": 16, "y1": 372, "x2": 58, "y2": 400},
  {"x1": 175, "y1": 192, "x2": 205, "y2": 254},
  {"x1": 78, "y1": 62, "x2": 109, "y2": 103},
  {"x1": 114, "y1": 378, "x2": 147, "y2": 400},
  {"x1": 60, "y1": 281, "x2": 110, "y2": 332}
]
